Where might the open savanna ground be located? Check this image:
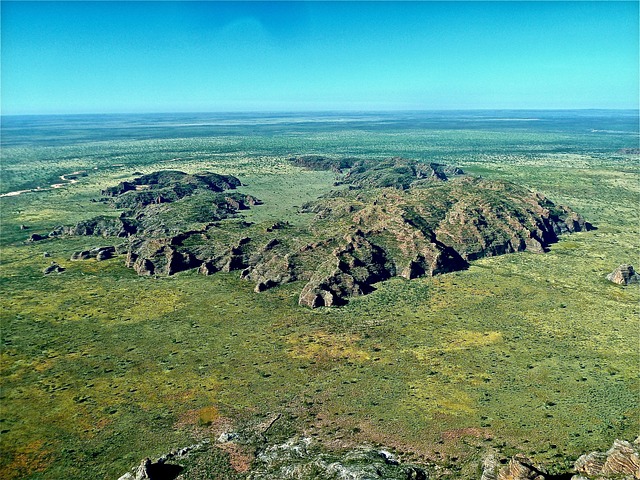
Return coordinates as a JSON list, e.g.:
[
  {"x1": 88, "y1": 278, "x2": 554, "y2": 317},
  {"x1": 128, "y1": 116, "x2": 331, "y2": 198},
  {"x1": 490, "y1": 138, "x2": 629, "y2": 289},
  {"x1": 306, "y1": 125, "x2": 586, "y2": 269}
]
[{"x1": 1, "y1": 112, "x2": 638, "y2": 479}]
